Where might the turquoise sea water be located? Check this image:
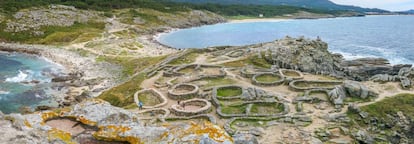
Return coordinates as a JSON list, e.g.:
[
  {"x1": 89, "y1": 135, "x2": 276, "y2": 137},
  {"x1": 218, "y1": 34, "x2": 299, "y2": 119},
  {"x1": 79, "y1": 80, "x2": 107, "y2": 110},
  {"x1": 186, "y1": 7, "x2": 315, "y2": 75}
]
[
  {"x1": 0, "y1": 52, "x2": 63, "y2": 113},
  {"x1": 158, "y1": 15, "x2": 414, "y2": 65}
]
